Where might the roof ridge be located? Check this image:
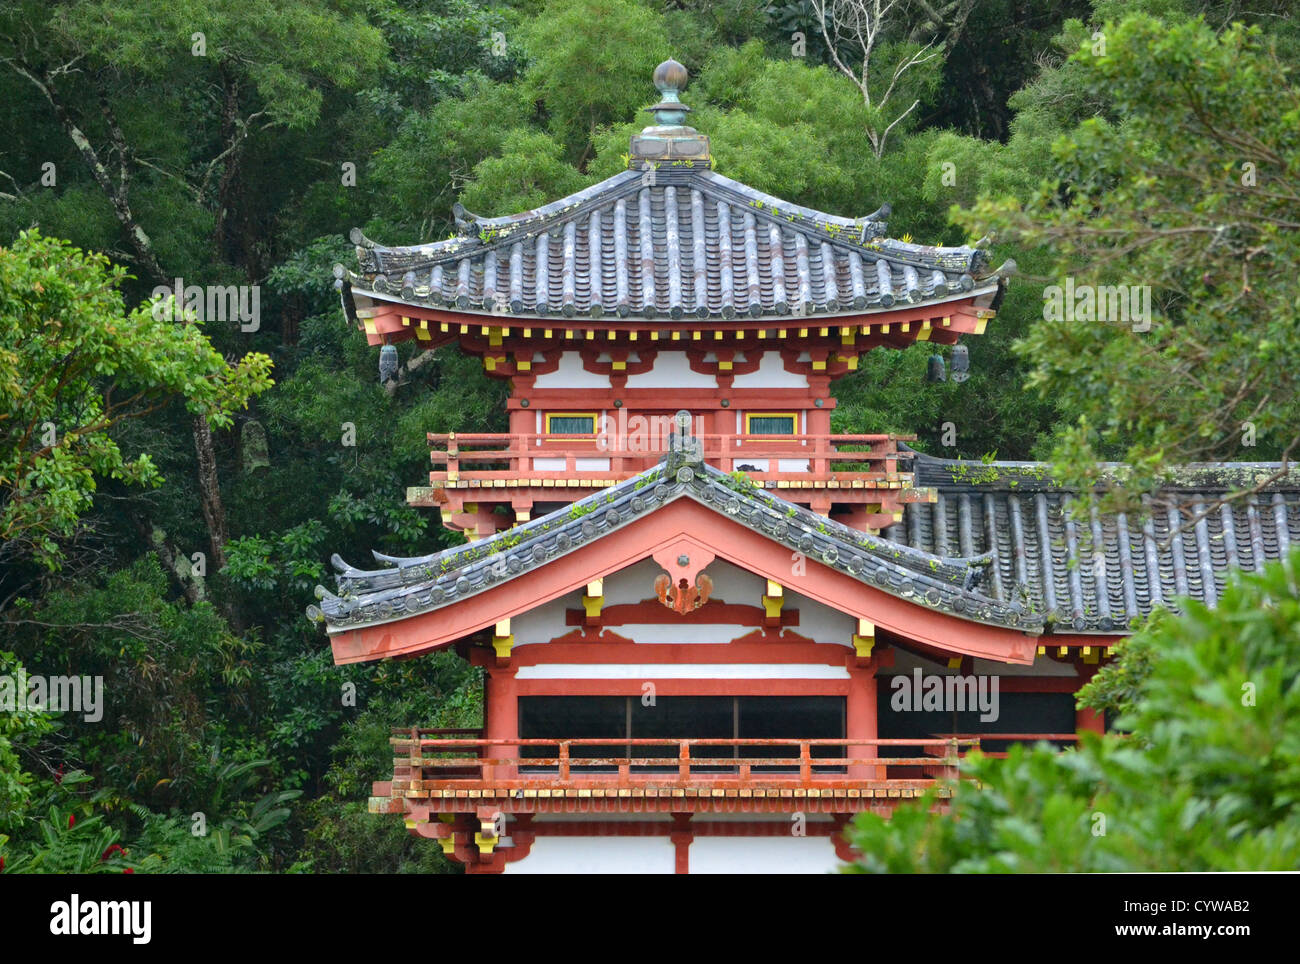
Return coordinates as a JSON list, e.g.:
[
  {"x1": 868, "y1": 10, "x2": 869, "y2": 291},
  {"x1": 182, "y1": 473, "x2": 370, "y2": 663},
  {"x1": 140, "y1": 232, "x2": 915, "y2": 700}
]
[
  {"x1": 350, "y1": 168, "x2": 987, "y2": 279},
  {"x1": 312, "y1": 451, "x2": 1029, "y2": 636},
  {"x1": 906, "y1": 447, "x2": 1300, "y2": 492}
]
